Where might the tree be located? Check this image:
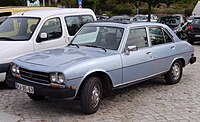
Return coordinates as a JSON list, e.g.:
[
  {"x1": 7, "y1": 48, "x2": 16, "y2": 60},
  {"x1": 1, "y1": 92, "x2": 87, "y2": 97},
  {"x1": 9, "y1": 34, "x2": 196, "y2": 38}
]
[
  {"x1": 0, "y1": 0, "x2": 26, "y2": 6},
  {"x1": 131, "y1": 0, "x2": 176, "y2": 21}
]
